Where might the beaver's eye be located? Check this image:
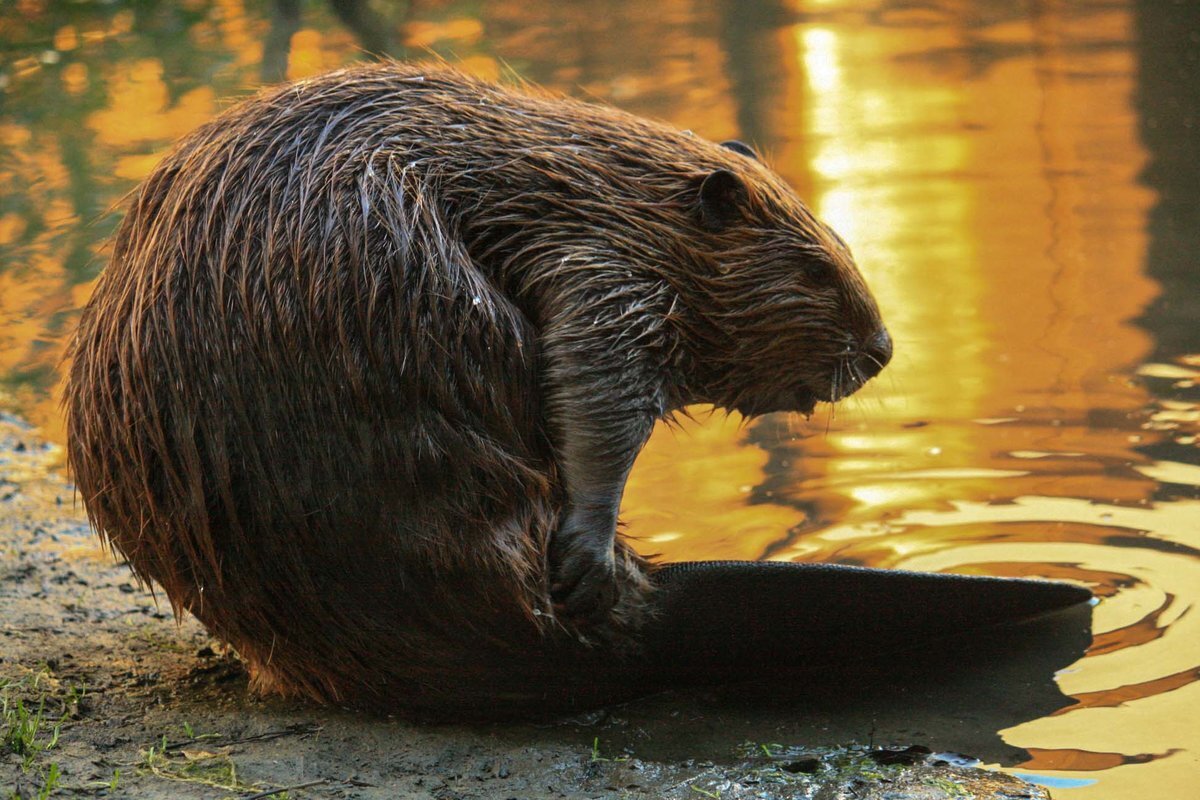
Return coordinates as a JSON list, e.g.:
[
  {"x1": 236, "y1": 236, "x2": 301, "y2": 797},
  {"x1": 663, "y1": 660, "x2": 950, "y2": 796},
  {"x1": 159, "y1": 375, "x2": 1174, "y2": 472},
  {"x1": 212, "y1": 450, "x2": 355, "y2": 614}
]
[{"x1": 803, "y1": 257, "x2": 836, "y2": 283}]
